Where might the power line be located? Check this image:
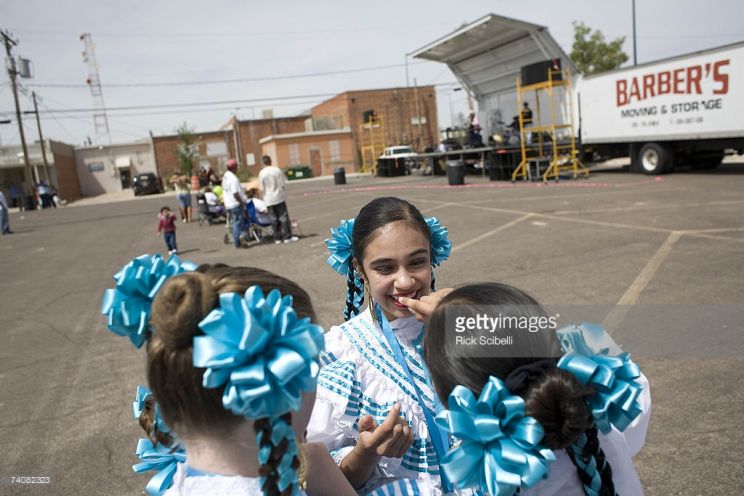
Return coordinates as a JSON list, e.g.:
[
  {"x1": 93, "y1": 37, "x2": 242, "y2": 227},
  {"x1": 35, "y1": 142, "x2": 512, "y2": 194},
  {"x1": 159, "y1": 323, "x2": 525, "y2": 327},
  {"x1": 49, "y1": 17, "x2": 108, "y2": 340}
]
[{"x1": 27, "y1": 61, "x2": 430, "y2": 89}]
